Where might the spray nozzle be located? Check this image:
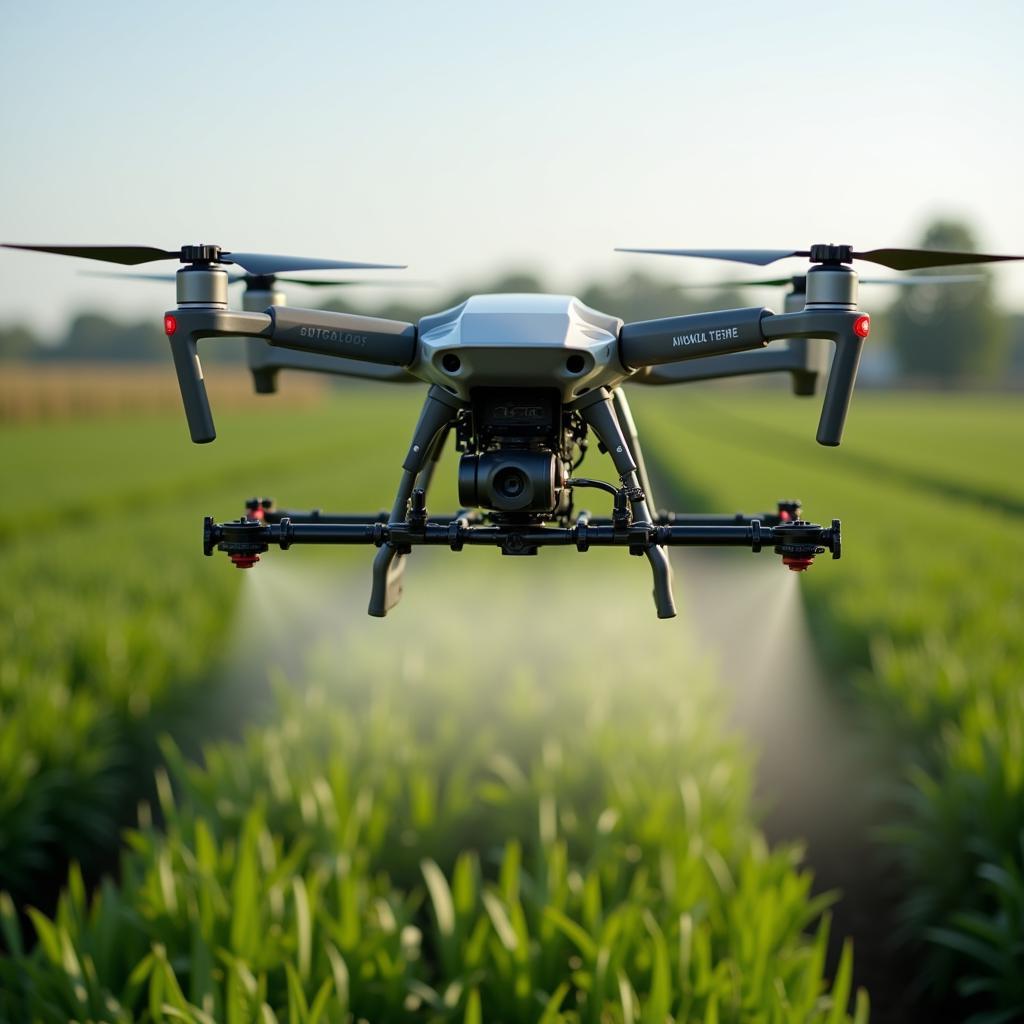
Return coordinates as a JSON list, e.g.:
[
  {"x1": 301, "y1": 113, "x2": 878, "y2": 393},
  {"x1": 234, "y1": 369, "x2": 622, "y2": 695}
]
[
  {"x1": 772, "y1": 518, "x2": 840, "y2": 572},
  {"x1": 204, "y1": 516, "x2": 269, "y2": 569}
]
